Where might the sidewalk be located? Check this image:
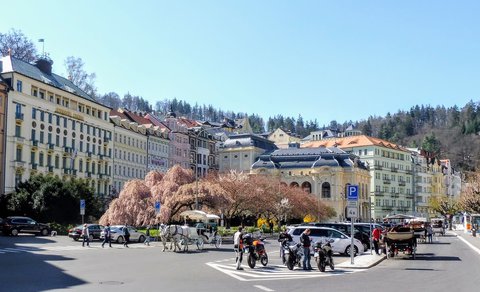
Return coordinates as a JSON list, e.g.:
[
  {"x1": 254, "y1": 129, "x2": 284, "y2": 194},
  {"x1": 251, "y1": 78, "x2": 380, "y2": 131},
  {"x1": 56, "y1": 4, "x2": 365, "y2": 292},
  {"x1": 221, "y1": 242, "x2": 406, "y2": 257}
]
[
  {"x1": 450, "y1": 229, "x2": 480, "y2": 256},
  {"x1": 336, "y1": 251, "x2": 386, "y2": 269}
]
